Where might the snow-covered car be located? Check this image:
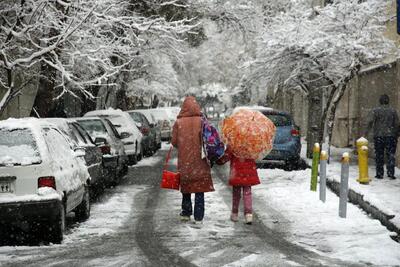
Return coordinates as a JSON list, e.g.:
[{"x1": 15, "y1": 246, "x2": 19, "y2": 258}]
[
  {"x1": 84, "y1": 109, "x2": 143, "y2": 165},
  {"x1": 131, "y1": 109, "x2": 162, "y2": 150},
  {"x1": 76, "y1": 117, "x2": 128, "y2": 186},
  {"x1": 147, "y1": 109, "x2": 173, "y2": 141},
  {"x1": 128, "y1": 111, "x2": 156, "y2": 156},
  {"x1": 45, "y1": 118, "x2": 105, "y2": 195},
  {"x1": 0, "y1": 118, "x2": 91, "y2": 243}
]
